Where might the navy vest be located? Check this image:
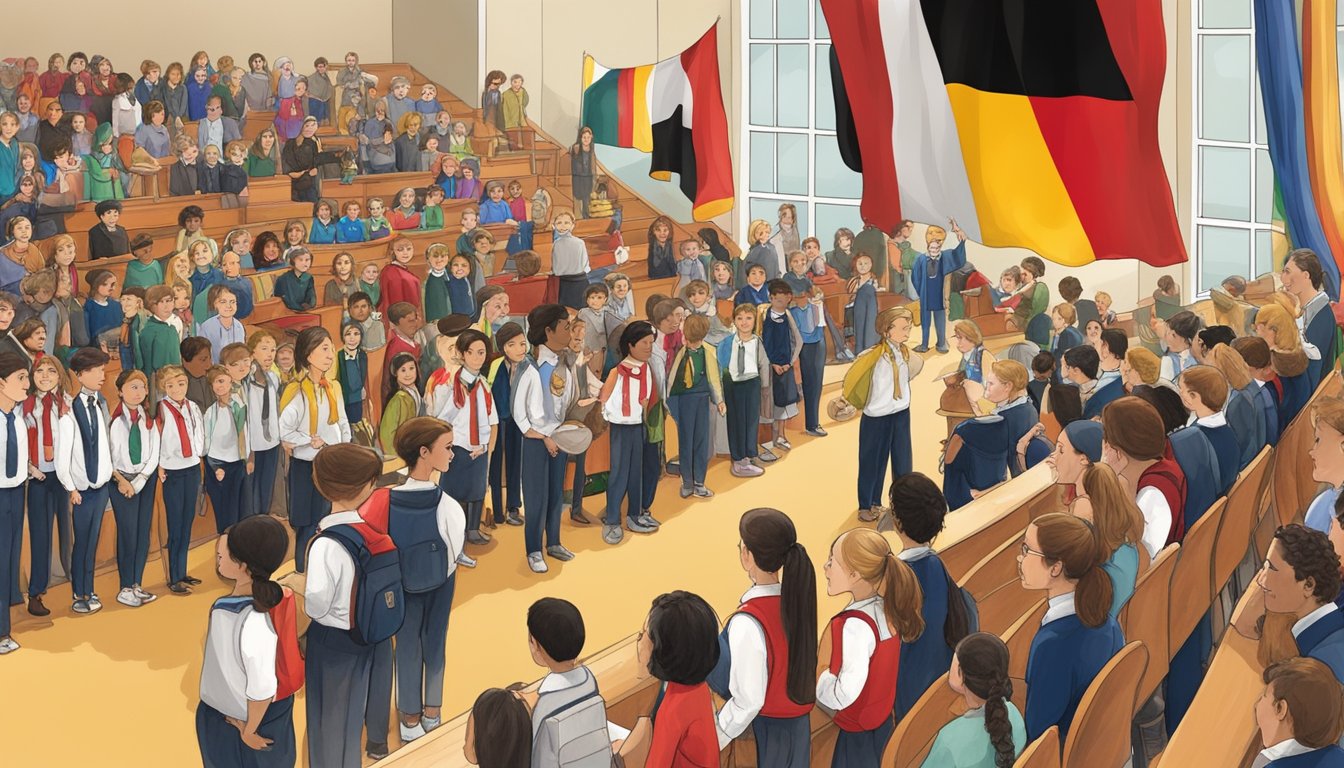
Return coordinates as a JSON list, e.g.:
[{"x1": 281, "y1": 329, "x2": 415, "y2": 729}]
[{"x1": 388, "y1": 487, "x2": 449, "y2": 594}]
